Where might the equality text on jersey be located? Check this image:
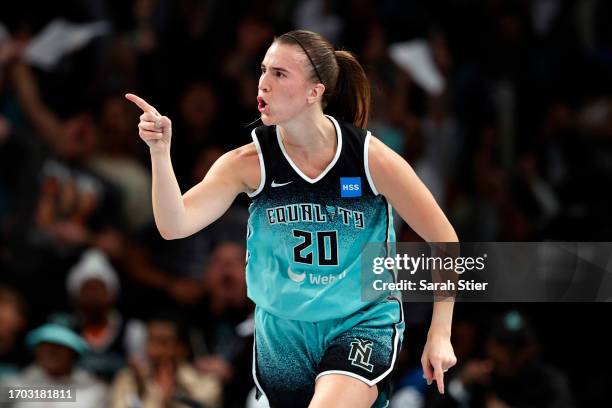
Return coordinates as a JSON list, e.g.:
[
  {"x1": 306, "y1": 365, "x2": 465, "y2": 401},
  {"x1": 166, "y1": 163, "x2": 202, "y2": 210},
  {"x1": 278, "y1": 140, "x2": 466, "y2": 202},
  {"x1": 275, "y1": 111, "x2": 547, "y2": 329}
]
[{"x1": 265, "y1": 203, "x2": 365, "y2": 229}]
